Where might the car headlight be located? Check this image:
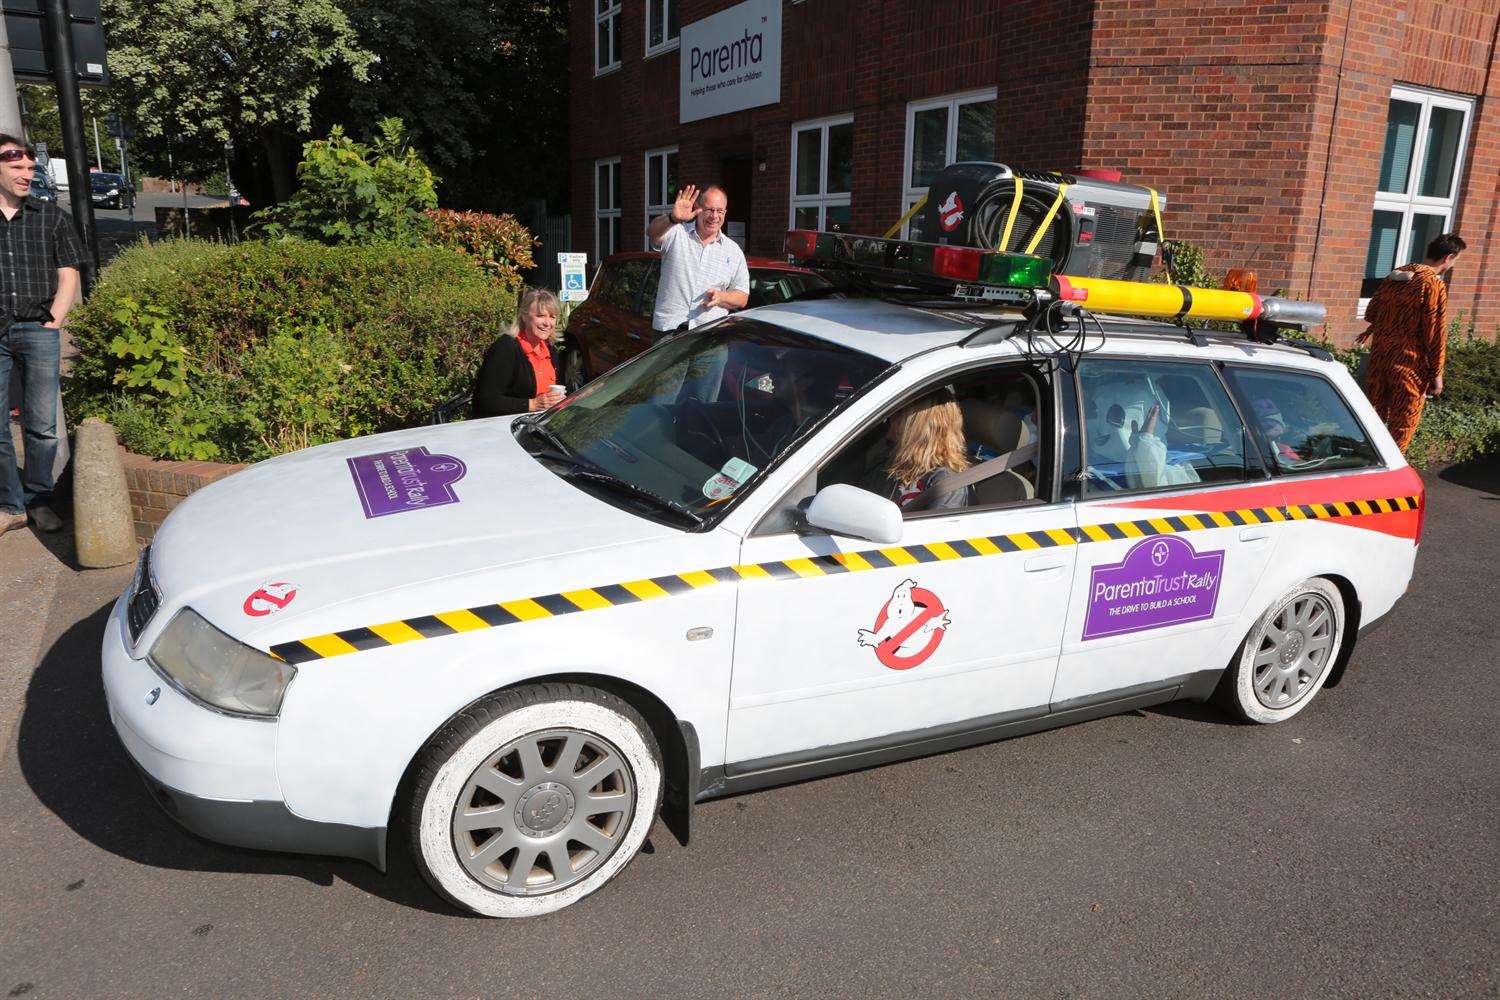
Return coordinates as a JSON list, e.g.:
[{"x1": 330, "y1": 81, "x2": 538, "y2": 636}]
[{"x1": 147, "y1": 607, "x2": 296, "y2": 717}]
